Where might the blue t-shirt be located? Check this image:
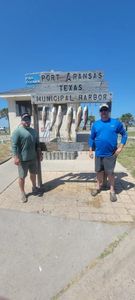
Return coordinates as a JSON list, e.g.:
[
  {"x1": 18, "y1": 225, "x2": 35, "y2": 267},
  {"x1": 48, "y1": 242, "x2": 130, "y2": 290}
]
[{"x1": 89, "y1": 118, "x2": 127, "y2": 157}]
